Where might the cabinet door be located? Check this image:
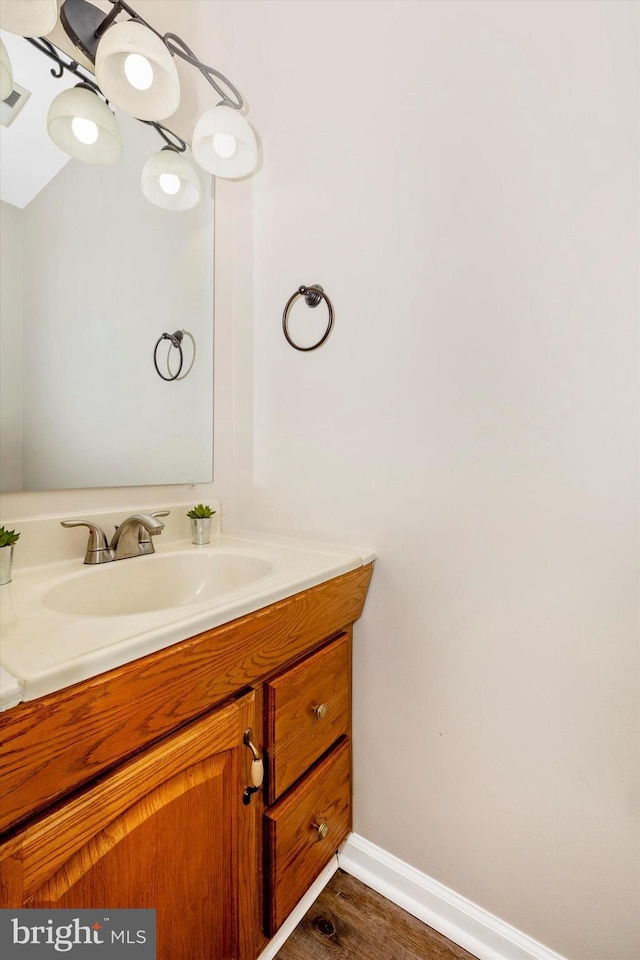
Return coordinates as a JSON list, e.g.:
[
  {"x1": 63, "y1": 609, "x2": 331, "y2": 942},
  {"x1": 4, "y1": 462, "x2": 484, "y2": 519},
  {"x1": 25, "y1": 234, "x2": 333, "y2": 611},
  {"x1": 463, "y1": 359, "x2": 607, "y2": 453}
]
[{"x1": 0, "y1": 691, "x2": 261, "y2": 960}]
